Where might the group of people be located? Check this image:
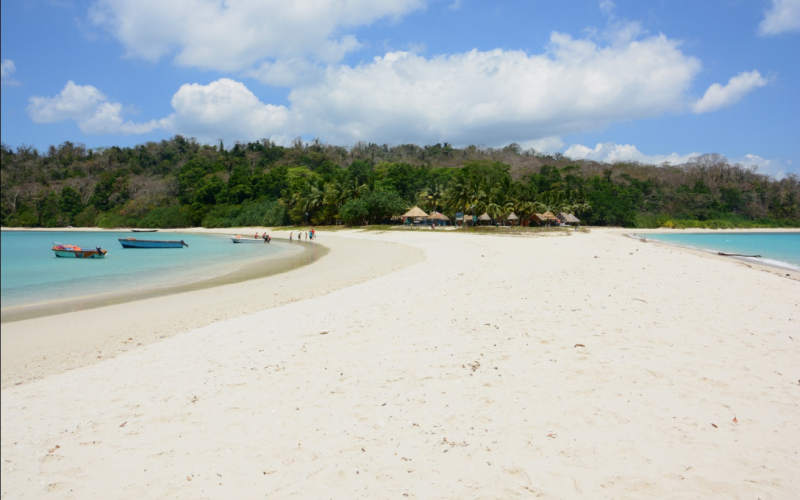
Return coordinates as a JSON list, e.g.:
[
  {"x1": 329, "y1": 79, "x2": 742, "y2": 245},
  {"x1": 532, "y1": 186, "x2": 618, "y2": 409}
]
[
  {"x1": 255, "y1": 232, "x2": 271, "y2": 243},
  {"x1": 289, "y1": 228, "x2": 315, "y2": 242}
]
